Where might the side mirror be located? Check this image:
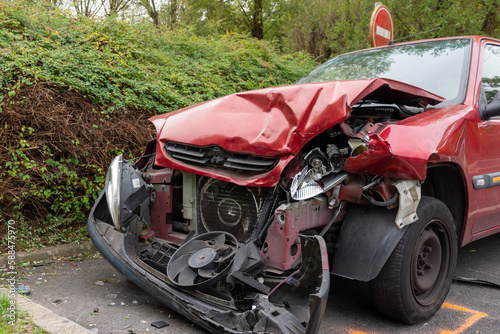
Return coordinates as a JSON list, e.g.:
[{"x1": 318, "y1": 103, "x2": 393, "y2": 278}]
[
  {"x1": 483, "y1": 100, "x2": 500, "y2": 119},
  {"x1": 480, "y1": 87, "x2": 500, "y2": 119}
]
